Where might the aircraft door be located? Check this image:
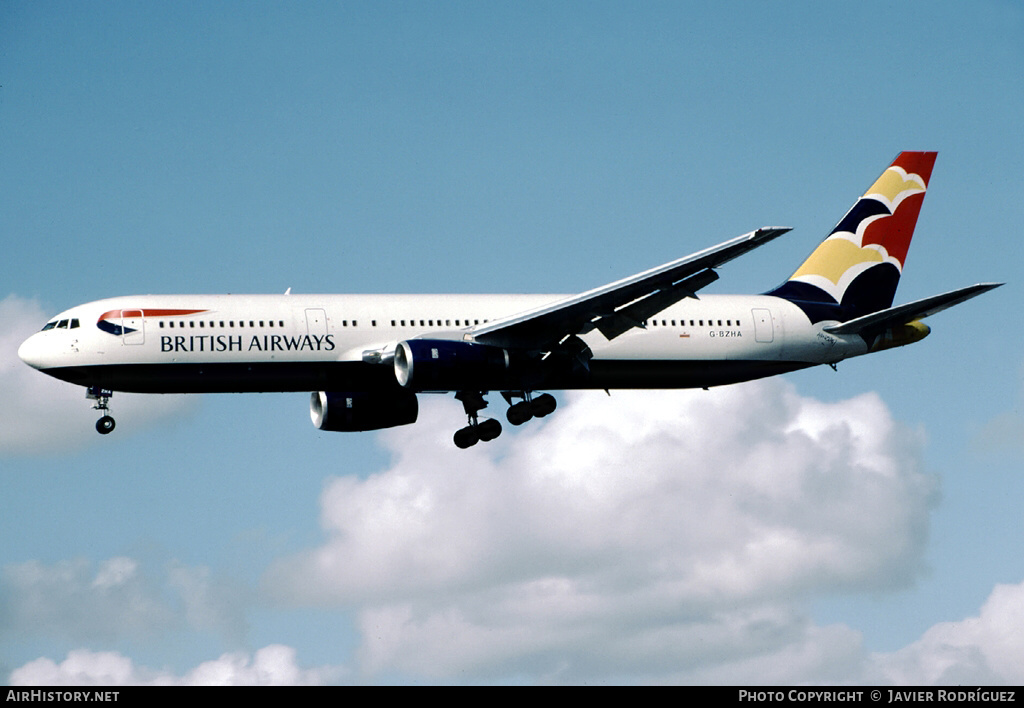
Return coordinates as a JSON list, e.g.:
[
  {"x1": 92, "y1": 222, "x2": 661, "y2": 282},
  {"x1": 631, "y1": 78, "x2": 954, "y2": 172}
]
[
  {"x1": 305, "y1": 308, "x2": 328, "y2": 336},
  {"x1": 121, "y1": 309, "x2": 145, "y2": 345},
  {"x1": 752, "y1": 308, "x2": 774, "y2": 343}
]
